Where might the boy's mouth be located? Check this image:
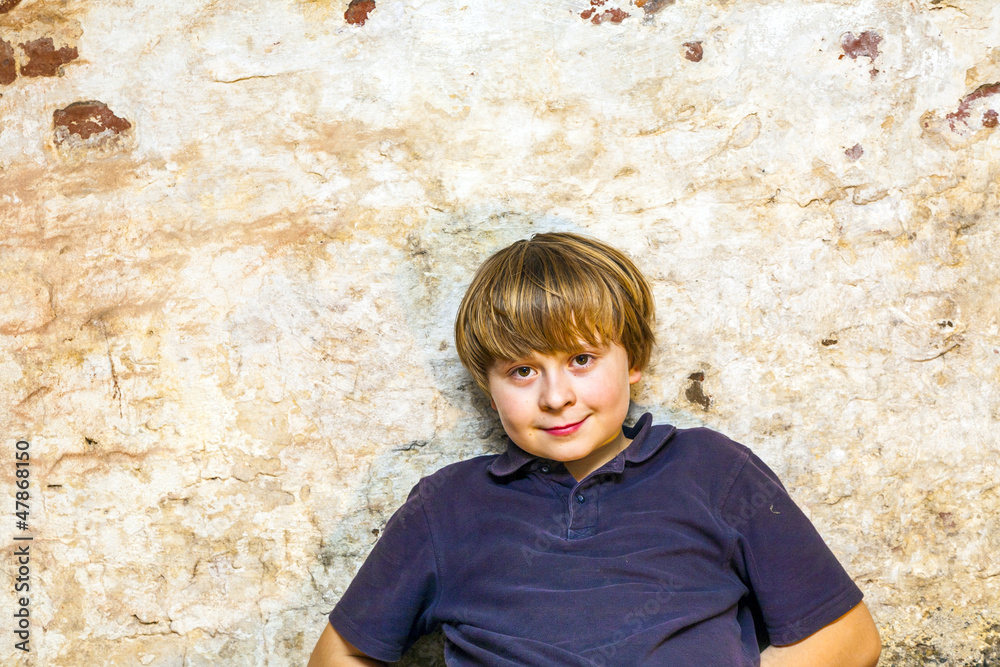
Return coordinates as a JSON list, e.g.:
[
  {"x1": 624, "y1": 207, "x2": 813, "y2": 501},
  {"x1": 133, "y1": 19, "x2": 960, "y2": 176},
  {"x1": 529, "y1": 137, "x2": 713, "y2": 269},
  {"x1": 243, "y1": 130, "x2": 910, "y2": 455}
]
[{"x1": 543, "y1": 417, "x2": 587, "y2": 436}]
